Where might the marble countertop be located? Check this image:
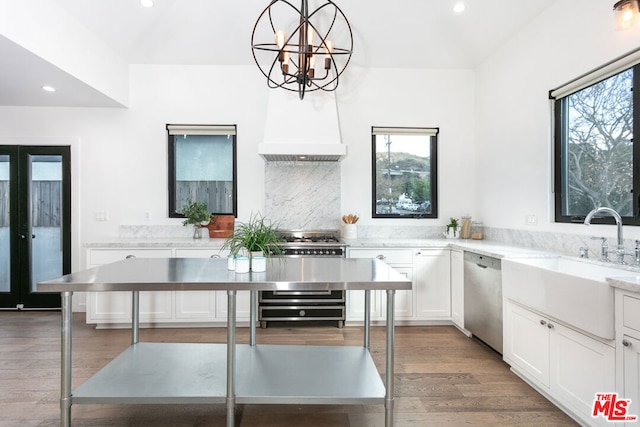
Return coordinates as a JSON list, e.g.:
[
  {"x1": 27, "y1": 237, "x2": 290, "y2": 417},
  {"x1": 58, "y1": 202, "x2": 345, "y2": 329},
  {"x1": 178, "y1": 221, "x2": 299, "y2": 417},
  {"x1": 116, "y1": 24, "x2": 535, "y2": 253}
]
[
  {"x1": 345, "y1": 238, "x2": 554, "y2": 259},
  {"x1": 84, "y1": 238, "x2": 228, "y2": 248},
  {"x1": 86, "y1": 236, "x2": 552, "y2": 259},
  {"x1": 607, "y1": 276, "x2": 640, "y2": 293}
]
